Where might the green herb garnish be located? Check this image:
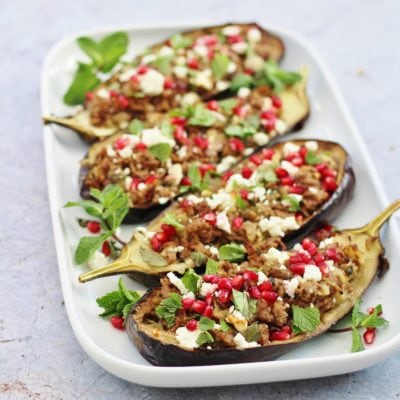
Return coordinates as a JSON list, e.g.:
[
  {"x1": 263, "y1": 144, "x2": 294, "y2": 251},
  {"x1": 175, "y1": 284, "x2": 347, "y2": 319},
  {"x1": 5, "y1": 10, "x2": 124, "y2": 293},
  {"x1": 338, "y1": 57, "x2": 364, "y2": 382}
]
[
  {"x1": 291, "y1": 305, "x2": 321, "y2": 334},
  {"x1": 218, "y1": 243, "x2": 246, "y2": 262},
  {"x1": 232, "y1": 289, "x2": 257, "y2": 320},
  {"x1": 155, "y1": 293, "x2": 183, "y2": 327}
]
